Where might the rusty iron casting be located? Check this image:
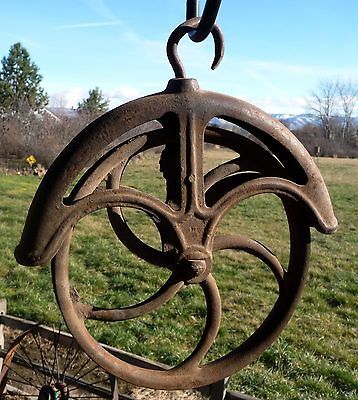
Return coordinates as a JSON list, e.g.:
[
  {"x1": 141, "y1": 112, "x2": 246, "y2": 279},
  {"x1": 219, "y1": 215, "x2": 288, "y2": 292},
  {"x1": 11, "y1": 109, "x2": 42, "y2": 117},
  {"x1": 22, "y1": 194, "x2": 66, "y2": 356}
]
[{"x1": 15, "y1": 2, "x2": 337, "y2": 392}]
